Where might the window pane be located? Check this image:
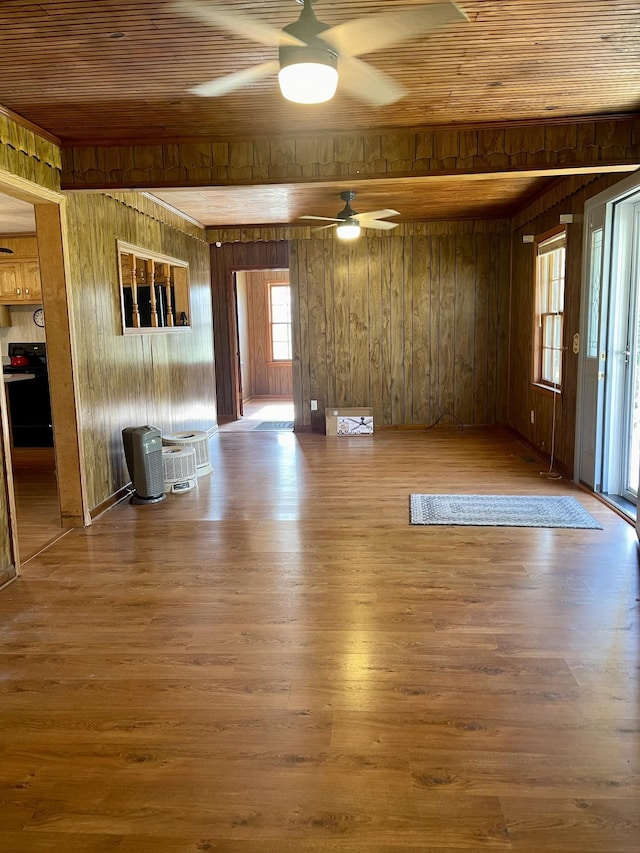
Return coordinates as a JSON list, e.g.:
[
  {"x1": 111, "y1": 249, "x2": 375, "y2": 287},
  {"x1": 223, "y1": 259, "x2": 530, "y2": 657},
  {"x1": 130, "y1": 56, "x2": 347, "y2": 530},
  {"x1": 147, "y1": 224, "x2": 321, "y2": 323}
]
[
  {"x1": 273, "y1": 341, "x2": 291, "y2": 360},
  {"x1": 587, "y1": 228, "x2": 603, "y2": 358},
  {"x1": 534, "y1": 232, "x2": 566, "y2": 387},
  {"x1": 271, "y1": 304, "x2": 289, "y2": 323},
  {"x1": 272, "y1": 323, "x2": 289, "y2": 342},
  {"x1": 269, "y1": 283, "x2": 292, "y2": 361},
  {"x1": 552, "y1": 348, "x2": 562, "y2": 385}
]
